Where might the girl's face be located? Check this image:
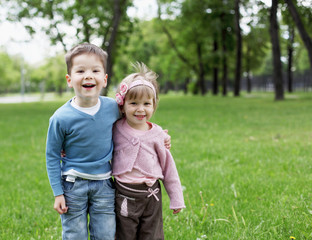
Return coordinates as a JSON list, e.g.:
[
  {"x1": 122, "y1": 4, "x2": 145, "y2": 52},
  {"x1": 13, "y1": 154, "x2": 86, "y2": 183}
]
[{"x1": 123, "y1": 93, "x2": 154, "y2": 131}]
